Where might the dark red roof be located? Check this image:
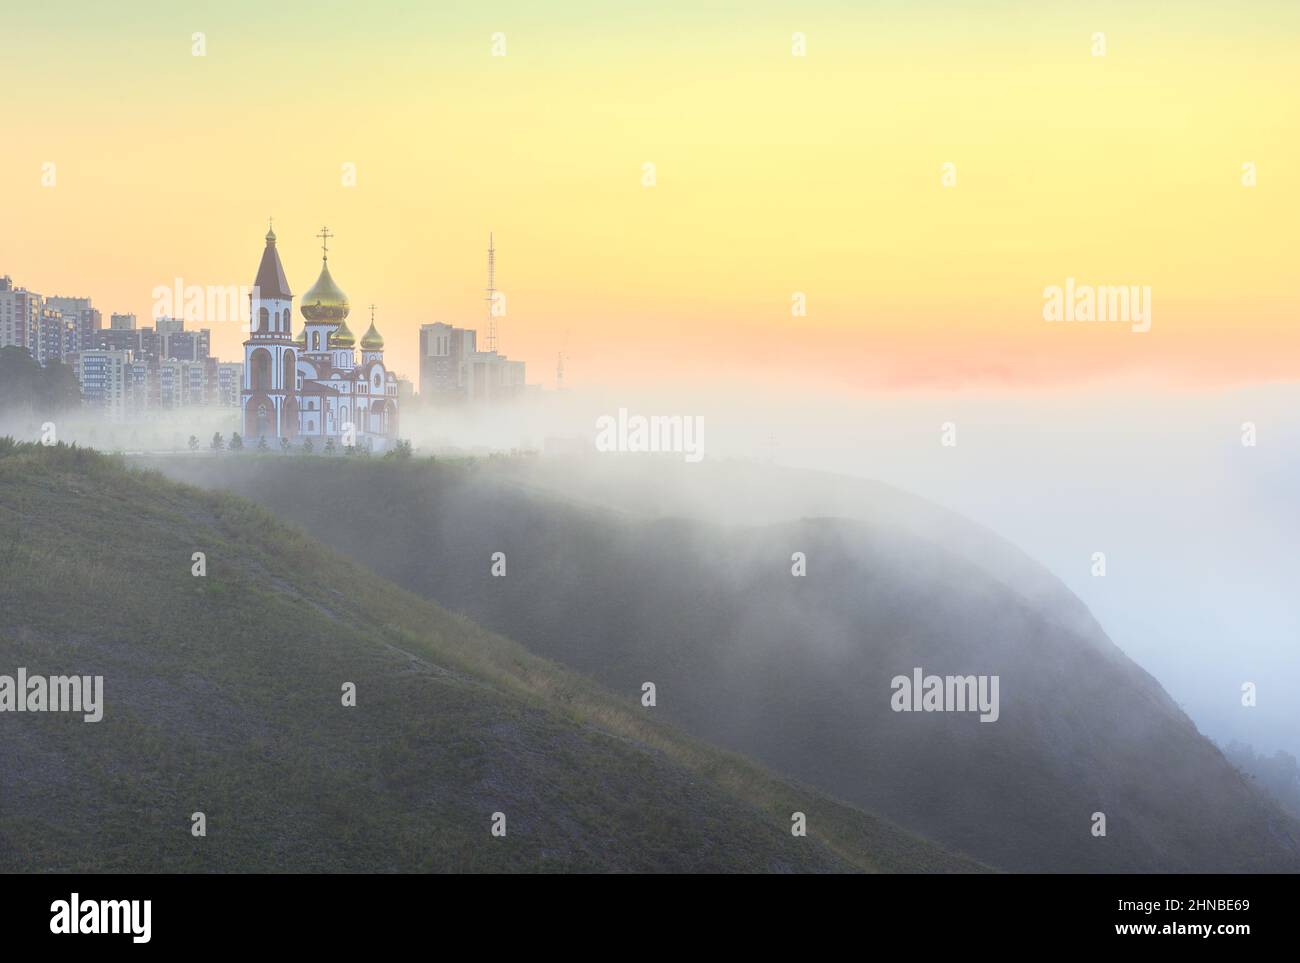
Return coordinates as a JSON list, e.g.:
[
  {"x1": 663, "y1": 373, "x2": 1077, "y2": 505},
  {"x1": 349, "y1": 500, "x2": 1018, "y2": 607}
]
[
  {"x1": 253, "y1": 233, "x2": 293, "y2": 301},
  {"x1": 299, "y1": 381, "x2": 339, "y2": 395}
]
